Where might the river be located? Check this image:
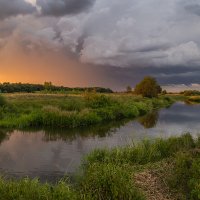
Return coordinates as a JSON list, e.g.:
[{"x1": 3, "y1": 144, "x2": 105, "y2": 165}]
[{"x1": 0, "y1": 102, "x2": 199, "y2": 182}]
